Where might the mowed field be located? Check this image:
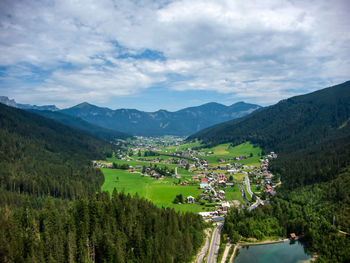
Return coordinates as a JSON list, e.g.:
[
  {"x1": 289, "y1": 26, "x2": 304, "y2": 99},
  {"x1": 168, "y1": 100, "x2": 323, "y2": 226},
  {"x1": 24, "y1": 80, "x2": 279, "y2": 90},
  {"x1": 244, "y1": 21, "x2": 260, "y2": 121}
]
[
  {"x1": 101, "y1": 142, "x2": 262, "y2": 212},
  {"x1": 201, "y1": 142, "x2": 262, "y2": 166},
  {"x1": 101, "y1": 168, "x2": 204, "y2": 213},
  {"x1": 224, "y1": 185, "x2": 245, "y2": 204}
]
